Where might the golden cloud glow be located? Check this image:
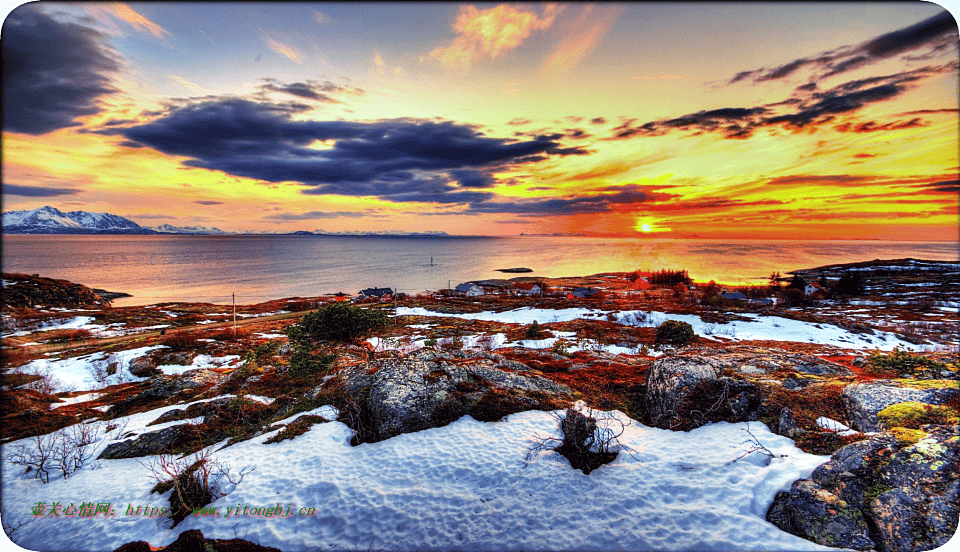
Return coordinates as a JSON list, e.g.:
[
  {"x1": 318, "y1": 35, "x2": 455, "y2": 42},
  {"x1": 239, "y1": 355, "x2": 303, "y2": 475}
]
[
  {"x1": 262, "y1": 35, "x2": 303, "y2": 64},
  {"x1": 85, "y1": 3, "x2": 170, "y2": 39},
  {"x1": 539, "y1": 4, "x2": 621, "y2": 76},
  {"x1": 430, "y1": 4, "x2": 559, "y2": 72}
]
